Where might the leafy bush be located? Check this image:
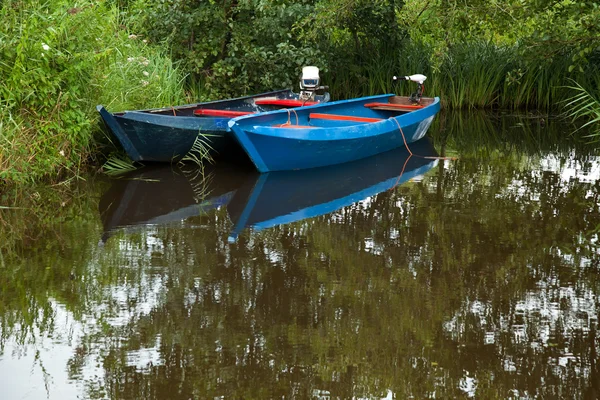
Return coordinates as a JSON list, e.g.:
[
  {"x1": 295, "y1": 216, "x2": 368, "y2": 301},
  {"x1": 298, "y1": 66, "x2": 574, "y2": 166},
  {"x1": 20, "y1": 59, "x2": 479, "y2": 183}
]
[{"x1": 128, "y1": 0, "x2": 327, "y2": 99}]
